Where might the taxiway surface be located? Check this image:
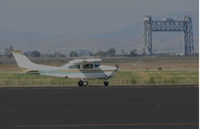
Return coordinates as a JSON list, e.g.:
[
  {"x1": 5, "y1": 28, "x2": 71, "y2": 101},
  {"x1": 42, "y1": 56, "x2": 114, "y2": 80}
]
[{"x1": 0, "y1": 86, "x2": 198, "y2": 129}]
